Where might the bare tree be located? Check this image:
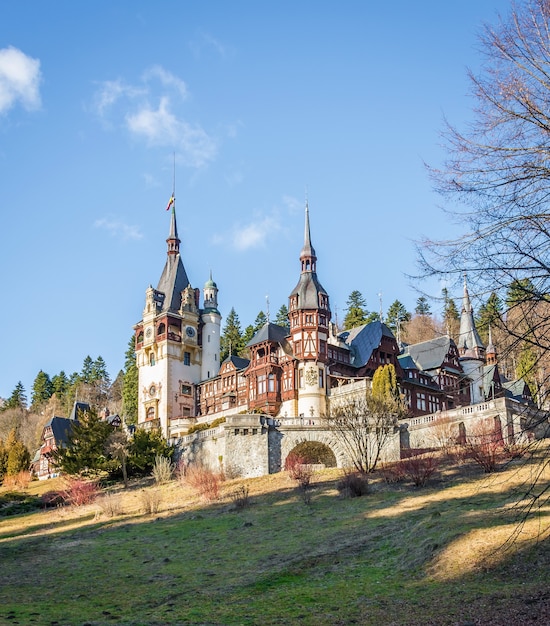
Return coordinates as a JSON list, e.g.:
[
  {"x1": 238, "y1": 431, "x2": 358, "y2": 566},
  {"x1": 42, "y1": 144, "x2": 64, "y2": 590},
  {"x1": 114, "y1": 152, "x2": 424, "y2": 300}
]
[
  {"x1": 327, "y1": 393, "x2": 403, "y2": 474},
  {"x1": 420, "y1": 0, "x2": 550, "y2": 529}
]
